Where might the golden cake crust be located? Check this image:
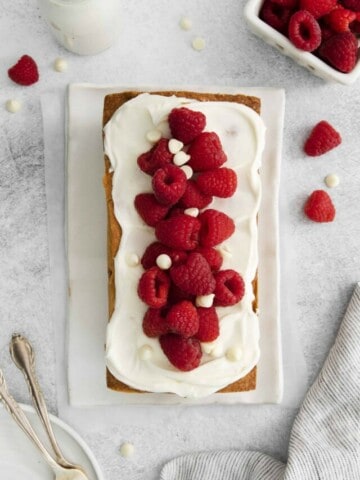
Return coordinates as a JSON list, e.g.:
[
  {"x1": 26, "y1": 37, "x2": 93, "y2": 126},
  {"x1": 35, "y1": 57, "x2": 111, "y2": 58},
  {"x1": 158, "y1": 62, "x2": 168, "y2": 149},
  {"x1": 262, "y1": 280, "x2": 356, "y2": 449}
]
[{"x1": 103, "y1": 90, "x2": 260, "y2": 394}]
